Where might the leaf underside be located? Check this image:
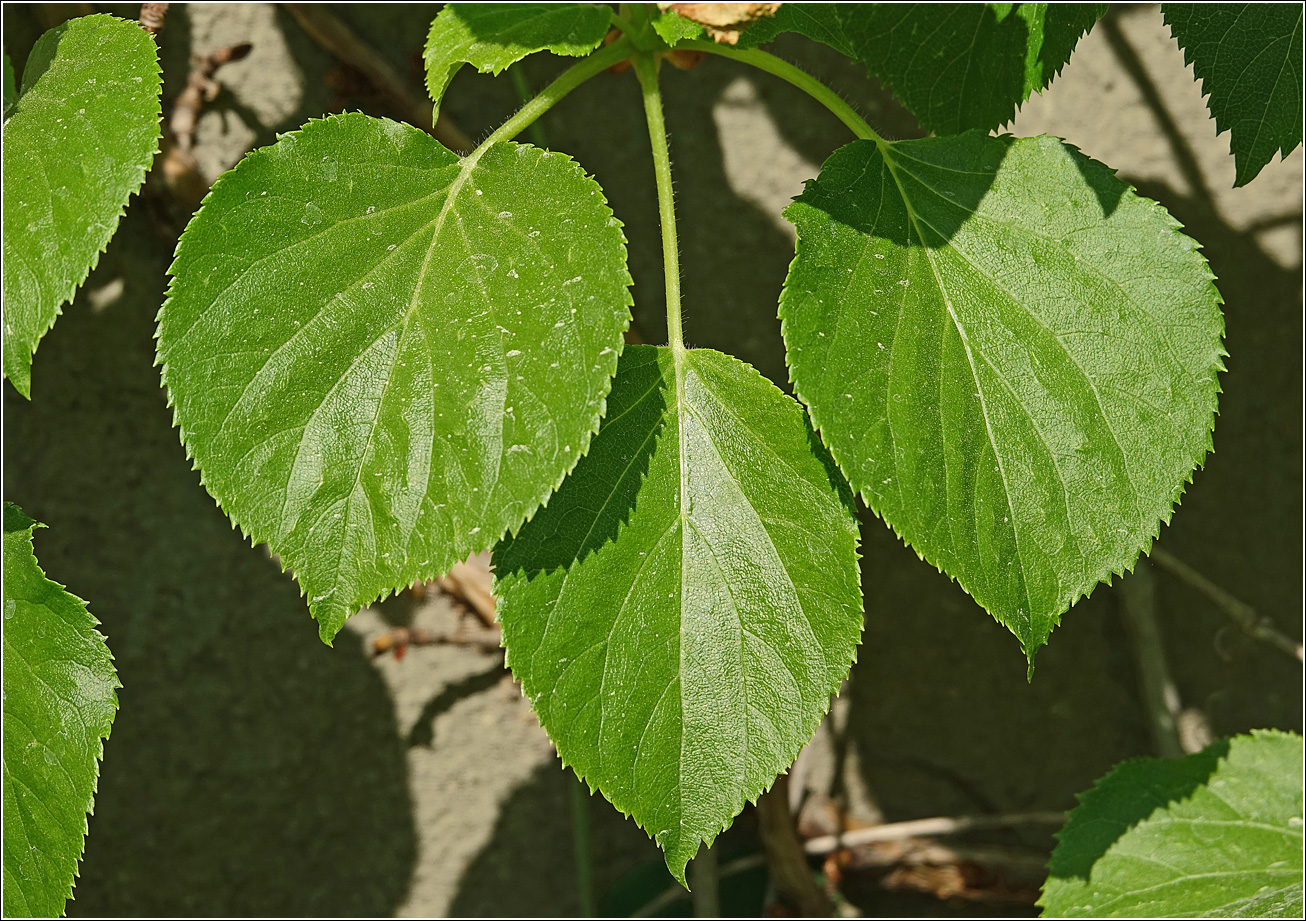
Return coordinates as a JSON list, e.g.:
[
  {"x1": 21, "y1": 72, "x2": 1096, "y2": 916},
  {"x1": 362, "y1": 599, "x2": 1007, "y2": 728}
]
[
  {"x1": 3, "y1": 503, "x2": 119, "y2": 918},
  {"x1": 2, "y1": 13, "x2": 162, "y2": 397},
  {"x1": 736, "y1": 3, "x2": 1108, "y2": 134},
  {"x1": 1163, "y1": 3, "x2": 1304, "y2": 187},
  {"x1": 1040, "y1": 730, "x2": 1304, "y2": 917},
  {"x1": 494, "y1": 345, "x2": 863, "y2": 884},
  {"x1": 424, "y1": 3, "x2": 612, "y2": 116},
  {"x1": 781, "y1": 133, "x2": 1224, "y2": 659},
  {"x1": 650, "y1": 8, "x2": 708, "y2": 47},
  {"x1": 158, "y1": 113, "x2": 631, "y2": 641}
]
